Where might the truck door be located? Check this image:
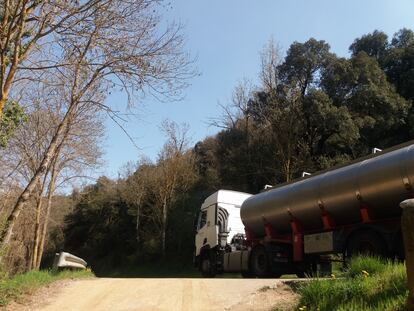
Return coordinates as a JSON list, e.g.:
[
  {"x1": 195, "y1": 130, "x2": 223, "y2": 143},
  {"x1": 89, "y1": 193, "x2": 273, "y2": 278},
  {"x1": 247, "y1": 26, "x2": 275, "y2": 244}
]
[{"x1": 195, "y1": 205, "x2": 218, "y2": 256}]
